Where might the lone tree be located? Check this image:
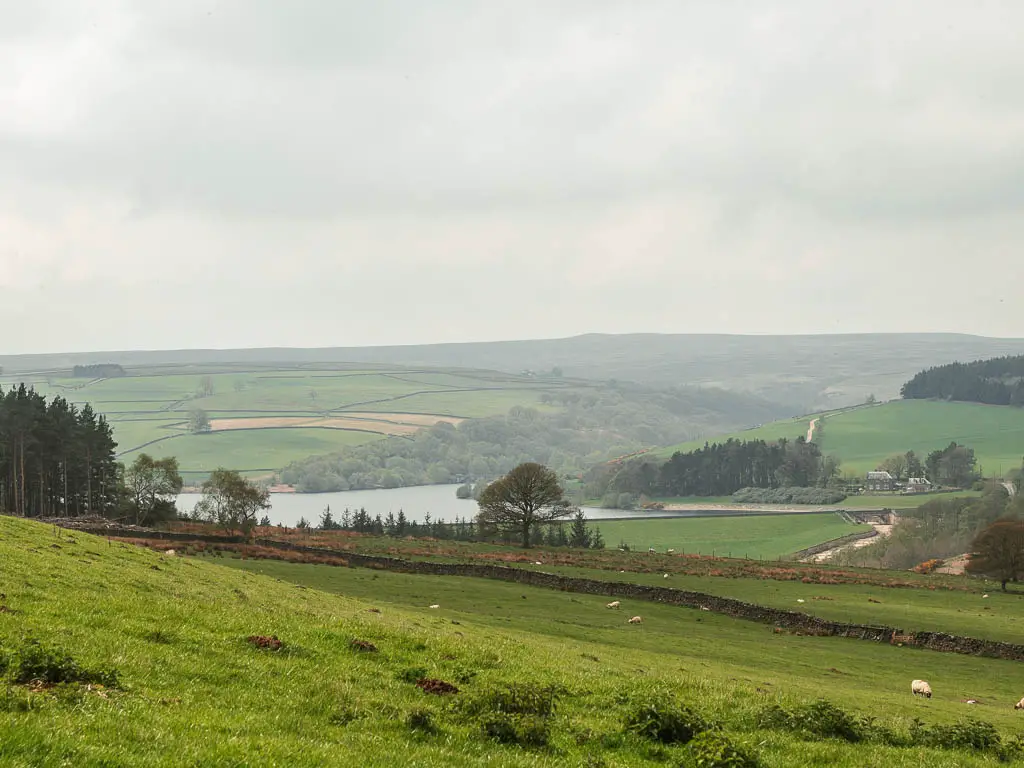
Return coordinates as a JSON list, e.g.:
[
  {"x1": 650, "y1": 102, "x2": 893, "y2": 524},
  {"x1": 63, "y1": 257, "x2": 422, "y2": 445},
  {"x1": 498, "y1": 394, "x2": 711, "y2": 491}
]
[
  {"x1": 125, "y1": 453, "x2": 183, "y2": 526},
  {"x1": 967, "y1": 520, "x2": 1024, "y2": 591},
  {"x1": 195, "y1": 468, "x2": 270, "y2": 539},
  {"x1": 477, "y1": 462, "x2": 571, "y2": 548},
  {"x1": 188, "y1": 408, "x2": 211, "y2": 434}
]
